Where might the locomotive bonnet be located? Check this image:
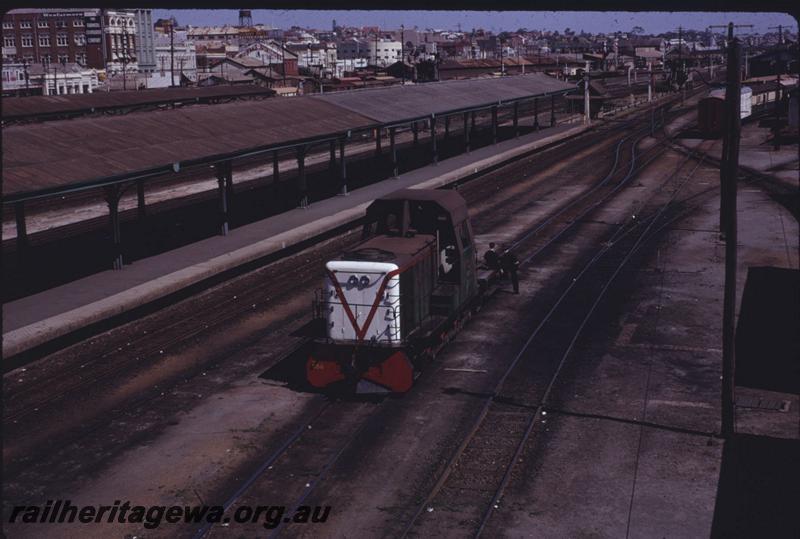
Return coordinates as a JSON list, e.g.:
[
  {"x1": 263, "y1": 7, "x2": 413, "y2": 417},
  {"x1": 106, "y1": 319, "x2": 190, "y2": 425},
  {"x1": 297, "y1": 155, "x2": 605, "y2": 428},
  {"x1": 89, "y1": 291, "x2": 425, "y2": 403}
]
[{"x1": 307, "y1": 188, "x2": 481, "y2": 394}]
